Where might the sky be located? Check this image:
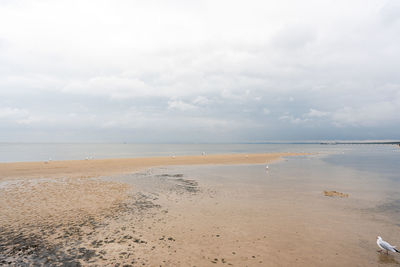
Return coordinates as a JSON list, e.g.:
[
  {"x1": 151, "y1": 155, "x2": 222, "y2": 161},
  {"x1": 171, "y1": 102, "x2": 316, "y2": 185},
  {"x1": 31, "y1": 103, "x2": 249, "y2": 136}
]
[{"x1": 0, "y1": 0, "x2": 399, "y2": 143}]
